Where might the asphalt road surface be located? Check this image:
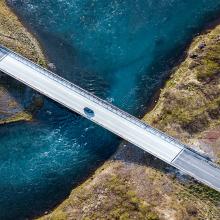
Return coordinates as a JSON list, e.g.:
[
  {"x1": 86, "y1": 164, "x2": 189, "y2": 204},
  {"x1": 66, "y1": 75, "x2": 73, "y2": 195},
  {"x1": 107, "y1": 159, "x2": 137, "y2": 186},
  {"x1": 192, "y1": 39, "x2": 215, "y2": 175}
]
[{"x1": 0, "y1": 45, "x2": 219, "y2": 192}]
